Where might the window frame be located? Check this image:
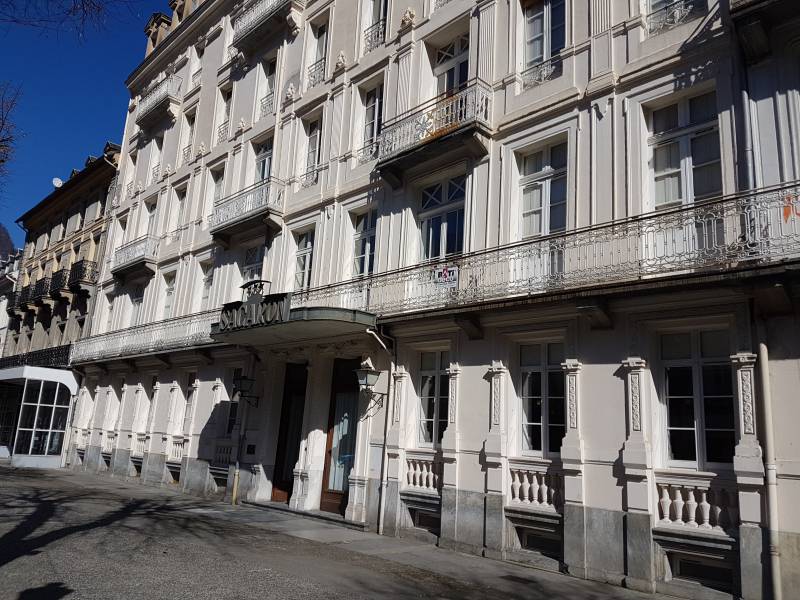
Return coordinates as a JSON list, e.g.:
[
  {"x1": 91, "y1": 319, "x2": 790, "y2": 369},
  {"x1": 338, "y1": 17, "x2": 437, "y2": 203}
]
[
  {"x1": 522, "y1": 0, "x2": 566, "y2": 69},
  {"x1": 518, "y1": 341, "x2": 566, "y2": 457},
  {"x1": 419, "y1": 175, "x2": 466, "y2": 261},
  {"x1": 417, "y1": 350, "x2": 450, "y2": 448},
  {"x1": 294, "y1": 229, "x2": 315, "y2": 291},
  {"x1": 519, "y1": 140, "x2": 568, "y2": 239},
  {"x1": 352, "y1": 209, "x2": 377, "y2": 277}
]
